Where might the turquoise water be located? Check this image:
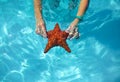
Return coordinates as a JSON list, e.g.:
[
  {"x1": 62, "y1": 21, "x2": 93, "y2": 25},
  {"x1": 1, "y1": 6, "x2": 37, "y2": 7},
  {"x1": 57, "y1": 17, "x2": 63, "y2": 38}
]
[{"x1": 0, "y1": 0, "x2": 120, "y2": 82}]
